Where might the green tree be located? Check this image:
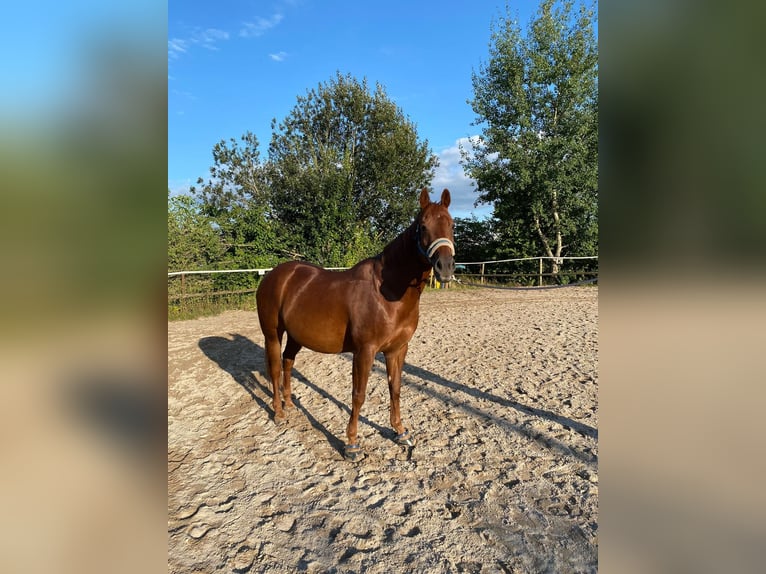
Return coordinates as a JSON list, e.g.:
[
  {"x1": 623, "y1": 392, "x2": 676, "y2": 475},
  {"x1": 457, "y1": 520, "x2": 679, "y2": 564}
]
[
  {"x1": 453, "y1": 216, "x2": 499, "y2": 263},
  {"x1": 194, "y1": 131, "x2": 266, "y2": 215},
  {"x1": 465, "y1": 0, "x2": 598, "y2": 274},
  {"x1": 191, "y1": 132, "x2": 282, "y2": 283},
  {"x1": 190, "y1": 132, "x2": 283, "y2": 294},
  {"x1": 267, "y1": 72, "x2": 437, "y2": 267},
  {"x1": 167, "y1": 191, "x2": 222, "y2": 271}
]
